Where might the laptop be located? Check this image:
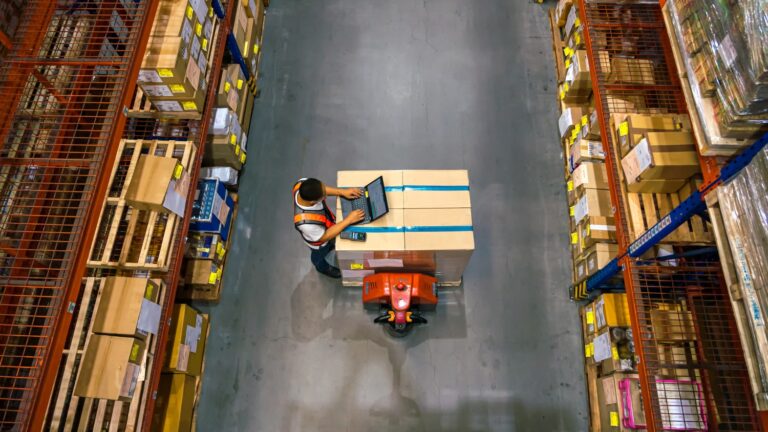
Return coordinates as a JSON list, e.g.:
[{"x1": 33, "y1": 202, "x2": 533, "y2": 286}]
[{"x1": 340, "y1": 176, "x2": 389, "y2": 225}]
